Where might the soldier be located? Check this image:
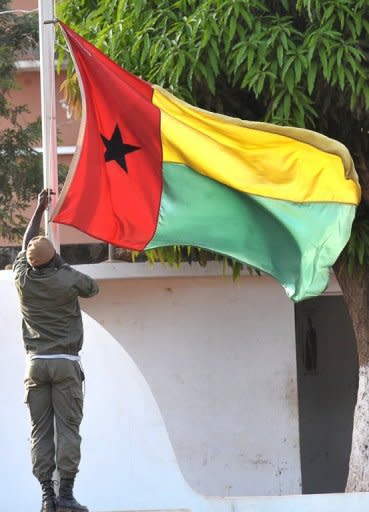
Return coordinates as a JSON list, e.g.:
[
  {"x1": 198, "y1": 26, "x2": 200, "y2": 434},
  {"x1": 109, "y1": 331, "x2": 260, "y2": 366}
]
[{"x1": 13, "y1": 189, "x2": 99, "y2": 512}]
